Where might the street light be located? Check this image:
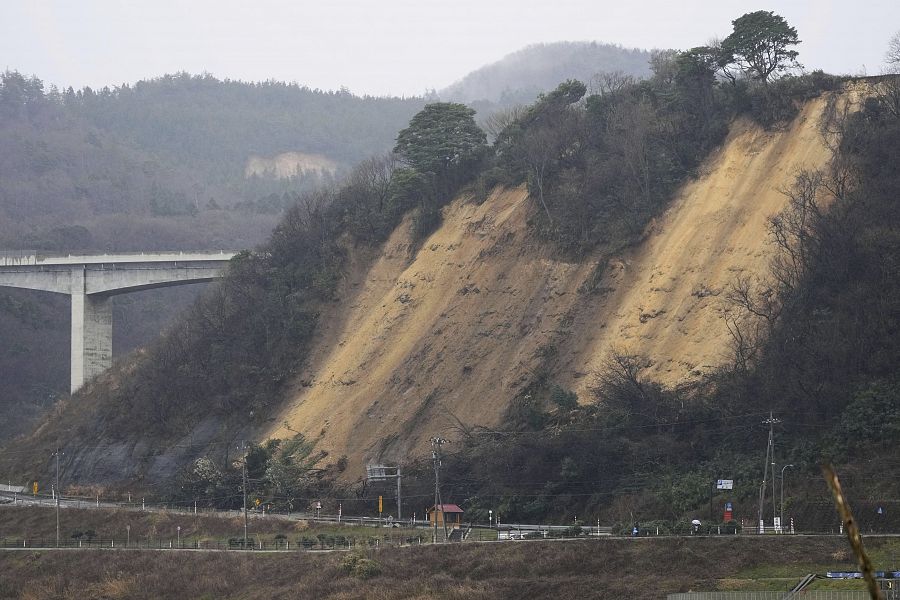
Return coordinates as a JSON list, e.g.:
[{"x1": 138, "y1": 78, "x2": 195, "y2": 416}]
[{"x1": 780, "y1": 464, "x2": 795, "y2": 531}]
